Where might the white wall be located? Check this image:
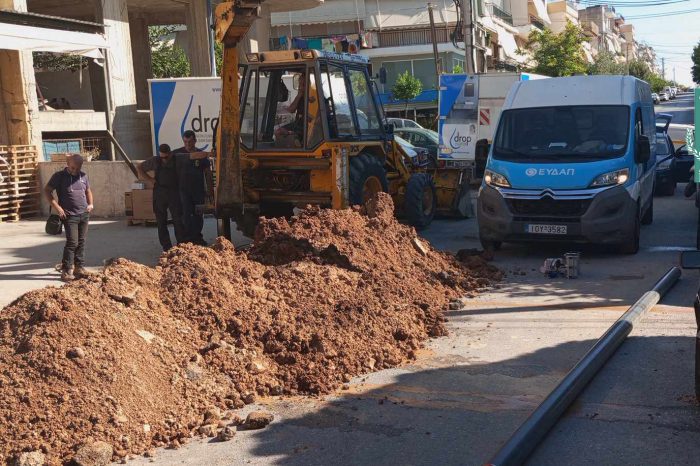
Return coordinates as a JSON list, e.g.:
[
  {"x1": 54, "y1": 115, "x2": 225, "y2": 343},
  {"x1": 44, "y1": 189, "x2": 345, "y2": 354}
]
[
  {"x1": 36, "y1": 68, "x2": 94, "y2": 110},
  {"x1": 38, "y1": 161, "x2": 138, "y2": 217}
]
